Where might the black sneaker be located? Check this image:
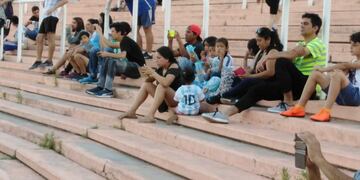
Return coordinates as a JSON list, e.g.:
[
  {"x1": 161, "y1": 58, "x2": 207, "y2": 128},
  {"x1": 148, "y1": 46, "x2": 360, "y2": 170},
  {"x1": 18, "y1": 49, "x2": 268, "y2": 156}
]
[
  {"x1": 29, "y1": 61, "x2": 42, "y2": 70},
  {"x1": 38, "y1": 60, "x2": 53, "y2": 68},
  {"x1": 86, "y1": 86, "x2": 103, "y2": 95},
  {"x1": 143, "y1": 52, "x2": 153, "y2": 60},
  {"x1": 95, "y1": 89, "x2": 114, "y2": 98}
]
